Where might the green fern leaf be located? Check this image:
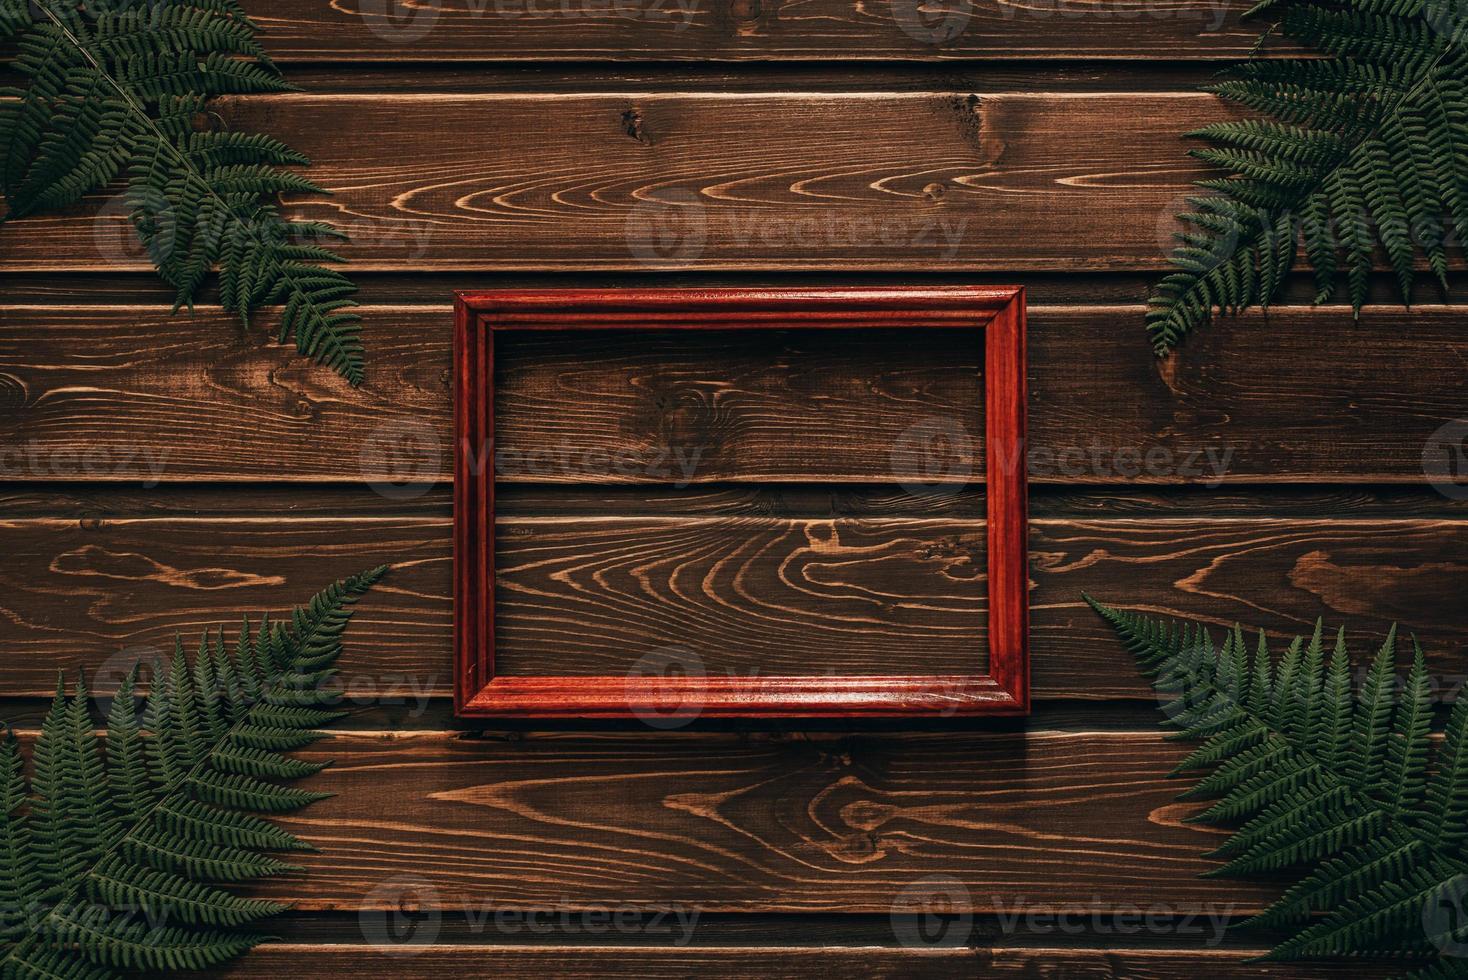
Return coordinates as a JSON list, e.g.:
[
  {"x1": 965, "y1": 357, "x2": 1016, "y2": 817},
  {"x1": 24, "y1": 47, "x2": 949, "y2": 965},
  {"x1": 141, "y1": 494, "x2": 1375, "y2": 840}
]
[
  {"x1": 1089, "y1": 596, "x2": 1468, "y2": 972},
  {"x1": 1149, "y1": 0, "x2": 1468, "y2": 353},
  {"x1": 0, "y1": 2, "x2": 365, "y2": 384},
  {"x1": 1425, "y1": 697, "x2": 1468, "y2": 850},
  {"x1": 0, "y1": 566, "x2": 386, "y2": 979},
  {"x1": 0, "y1": 728, "x2": 39, "y2": 944}
]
